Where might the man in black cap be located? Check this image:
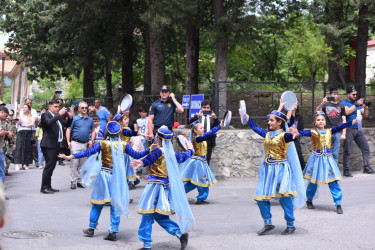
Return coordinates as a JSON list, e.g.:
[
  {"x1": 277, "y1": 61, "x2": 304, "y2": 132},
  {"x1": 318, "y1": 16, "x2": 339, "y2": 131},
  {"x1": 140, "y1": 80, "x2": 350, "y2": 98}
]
[
  {"x1": 341, "y1": 87, "x2": 373, "y2": 176},
  {"x1": 316, "y1": 88, "x2": 346, "y2": 165},
  {"x1": 148, "y1": 85, "x2": 184, "y2": 140}
]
